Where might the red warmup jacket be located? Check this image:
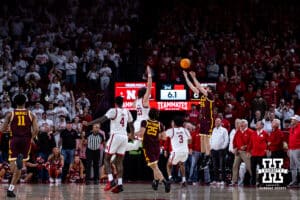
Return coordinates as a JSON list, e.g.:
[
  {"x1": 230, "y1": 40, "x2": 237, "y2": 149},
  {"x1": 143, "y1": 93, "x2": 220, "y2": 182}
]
[
  {"x1": 289, "y1": 123, "x2": 300, "y2": 150},
  {"x1": 221, "y1": 119, "x2": 231, "y2": 132},
  {"x1": 189, "y1": 129, "x2": 201, "y2": 152},
  {"x1": 268, "y1": 128, "x2": 284, "y2": 152},
  {"x1": 163, "y1": 137, "x2": 172, "y2": 153},
  {"x1": 248, "y1": 130, "x2": 268, "y2": 156},
  {"x1": 233, "y1": 128, "x2": 254, "y2": 151}
]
